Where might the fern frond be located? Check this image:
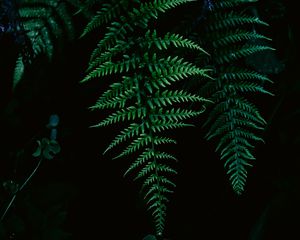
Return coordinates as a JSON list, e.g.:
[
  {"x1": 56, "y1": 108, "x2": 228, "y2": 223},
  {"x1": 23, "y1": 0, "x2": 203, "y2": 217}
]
[
  {"x1": 212, "y1": 30, "x2": 271, "y2": 47},
  {"x1": 204, "y1": 99, "x2": 258, "y2": 124},
  {"x1": 147, "y1": 90, "x2": 207, "y2": 109},
  {"x1": 144, "y1": 30, "x2": 208, "y2": 54},
  {"x1": 215, "y1": 127, "x2": 264, "y2": 151},
  {"x1": 143, "y1": 175, "x2": 176, "y2": 191},
  {"x1": 208, "y1": 12, "x2": 268, "y2": 31},
  {"x1": 222, "y1": 82, "x2": 273, "y2": 95},
  {"x1": 200, "y1": 0, "x2": 273, "y2": 194},
  {"x1": 92, "y1": 76, "x2": 136, "y2": 106},
  {"x1": 93, "y1": 106, "x2": 147, "y2": 127},
  {"x1": 83, "y1": 55, "x2": 141, "y2": 82},
  {"x1": 150, "y1": 108, "x2": 204, "y2": 122},
  {"x1": 19, "y1": 1, "x2": 75, "y2": 48},
  {"x1": 81, "y1": 0, "x2": 128, "y2": 37},
  {"x1": 147, "y1": 55, "x2": 212, "y2": 88},
  {"x1": 114, "y1": 133, "x2": 153, "y2": 159},
  {"x1": 136, "y1": 162, "x2": 177, "y2": 180},
  {"x1": 82, "y1": 0, "x2": 210, "y2": 236},
  {"x1": 86, "y1": 39, "x2": 135, "y2": 71},
  {"x1": 13, "y1": 55, "x2": 25, "y2": 90},
  {"x1": 22, "y1": 19, "x2": 54, "y2": 60},
  {"x1": 89, "y1": 22, "x2": 131, "y2": 61},
  {"x1": 219, "y1": 68, "x2": 273, "y2": 83},
  {"x1": 14, "y1": 0, "x2": 82, "y2": 86},
  {"x1": 153, "y1": 121, "x2": 194, "y2": 133},
  {"x1": 206, "y1": 117, "x2": 264, "y2": 140},
  {"x1": 124, "y1": 148, "x2": 155, "y2": 176},
  {"x1": 215, "y1": 45, "x2": 274, "y2": 64},
  {"x1": 152, "y1": 136, "x2": 177, "y2": 145},
  {"x1": 91, "y1": 87, "x2": 136, "y2": 110},
  {"x1": 104, "y1": 123, "x2": 145, "y2": 154}
]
